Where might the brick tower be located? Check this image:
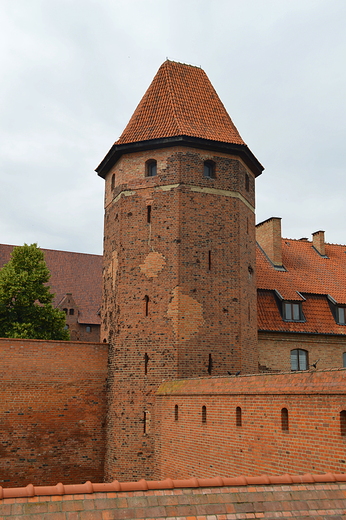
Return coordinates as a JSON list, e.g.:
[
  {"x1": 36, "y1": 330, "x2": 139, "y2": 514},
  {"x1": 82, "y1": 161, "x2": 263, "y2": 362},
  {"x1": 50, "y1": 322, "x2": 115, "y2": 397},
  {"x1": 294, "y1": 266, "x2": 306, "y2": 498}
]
[{"x1": 96, "y1": 61, "x2": 263, "y2": 481}]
